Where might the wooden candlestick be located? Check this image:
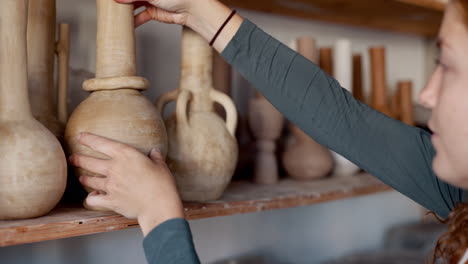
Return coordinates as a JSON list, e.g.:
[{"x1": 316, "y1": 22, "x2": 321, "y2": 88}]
[
  {"x1": 27, "y1": 0, "x2": 70, "y2": 139},
  {"x1": 398, "y1": 81, "x2": 415, "y2": 126},
  {"x1": 157, "y1": 28, "x2": 238, "y2": 201},
  {"x1": 319, "y1": 47, "x2": 333, "y2": 76},
  {"x1": 282, "y1": 37, "x2": 333, "y2": 181},
  {"x1": 65, "y1": 0, "x2": 168, "y2": 209},
  {"x1": 0, "y1": 0, "x2": 67, "y2": 220},
  {"x1": 369, "y1": 46, "x2": 393, "y2": 117},
  {"x1": 249, "y1": 92, "x2": 284, "y2": 184},
  {"x1": 352, "y1": 54, "x2": 365, "y2": 103}
]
